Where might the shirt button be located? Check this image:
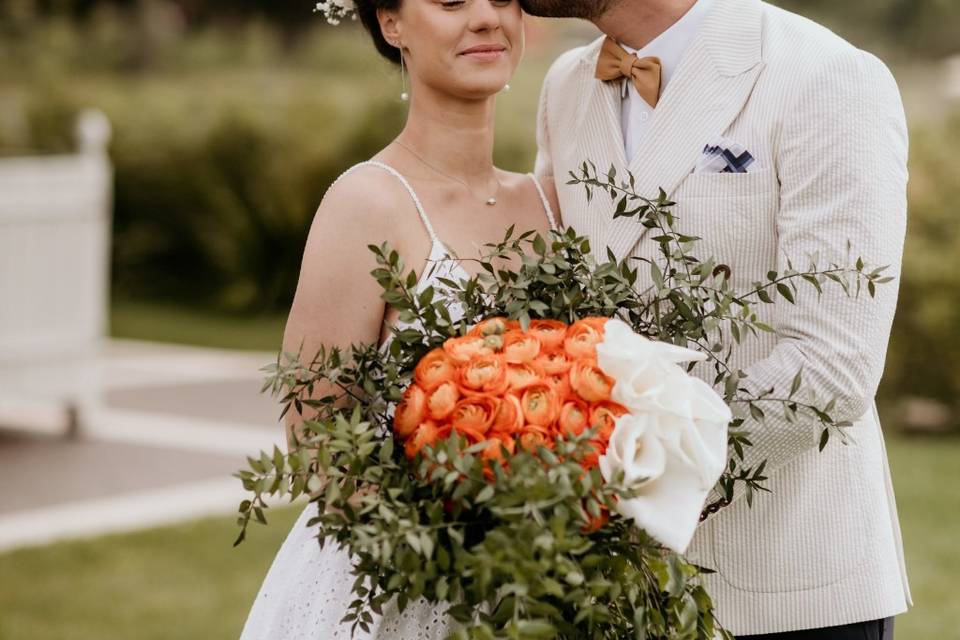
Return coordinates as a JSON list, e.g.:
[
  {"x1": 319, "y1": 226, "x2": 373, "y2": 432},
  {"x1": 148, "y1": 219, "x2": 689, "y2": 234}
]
[{"x1": 638, "y1": 112, "x2": 650, "y2": 122}]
